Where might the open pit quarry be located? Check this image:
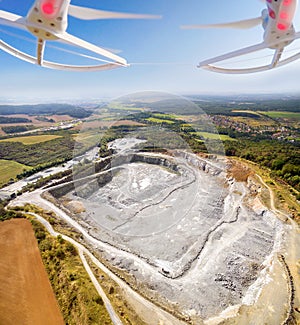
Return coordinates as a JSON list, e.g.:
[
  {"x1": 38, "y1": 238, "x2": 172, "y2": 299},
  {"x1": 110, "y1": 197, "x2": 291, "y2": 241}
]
[{"x1": 44, "y1": 148, "x2": 289, "y2": 324}]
